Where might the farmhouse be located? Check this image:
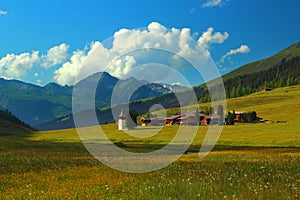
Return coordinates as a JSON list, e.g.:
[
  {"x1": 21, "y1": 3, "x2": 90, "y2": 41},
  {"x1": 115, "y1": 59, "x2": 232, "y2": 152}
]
[
  {"x1": 228, "y1": 111, "x2": 248, "y2": 122},
  {"x1": 165, "y1": 114, "x2": 181, "y2": 125},
  {"x1": 200, "y1": 114, "x2": 225, "y2": 125},
  {"x1": 262, "y1": 87, "x2": 273, "y2": 92},
  {"x1": 178, "y1": 112, "x2": 198, "y2": 125},
  {"x1": 140, "y1": 117, "x2": 165, "y2": 126},
  {"x1": 140, "y1": 117, "x2": 151, "y2": 126}
]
